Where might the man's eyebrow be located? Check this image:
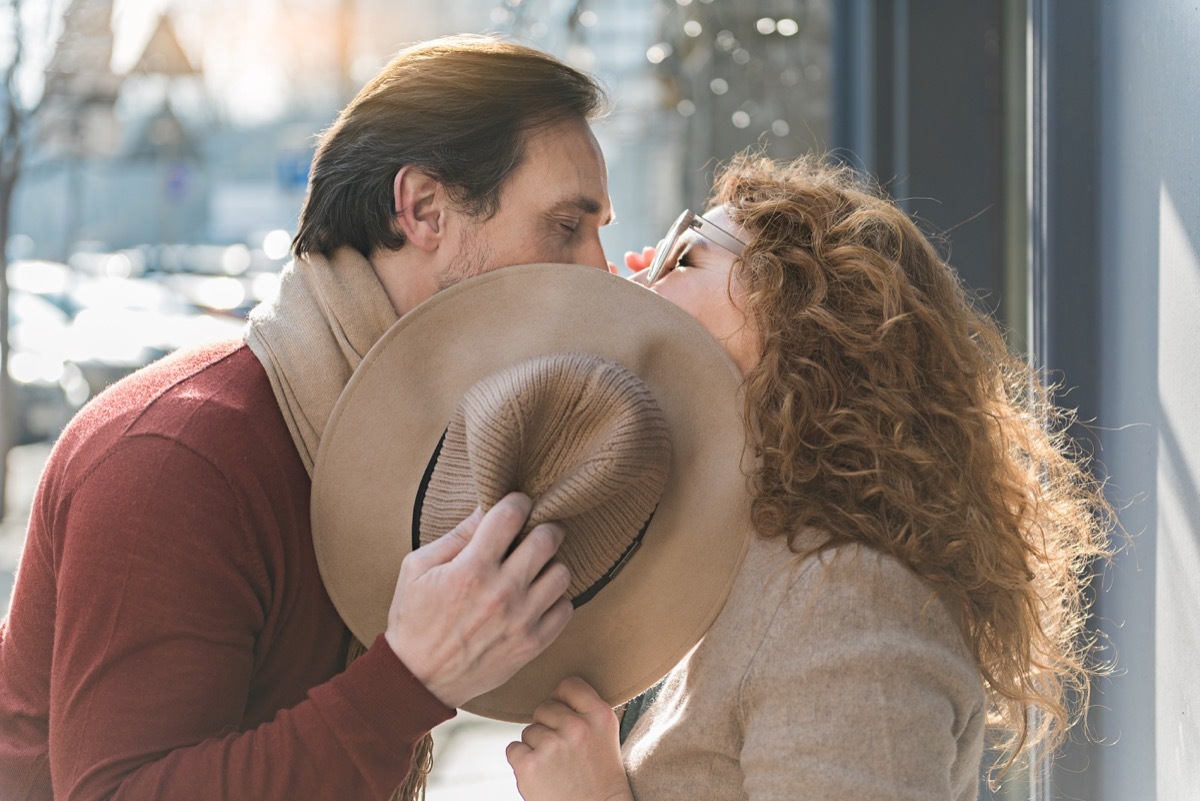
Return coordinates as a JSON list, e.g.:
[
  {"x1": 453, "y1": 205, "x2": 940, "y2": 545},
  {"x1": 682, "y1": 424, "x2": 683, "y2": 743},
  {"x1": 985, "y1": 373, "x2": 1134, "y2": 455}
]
[{"x1": 551, "y1": 196, "x2": 616, "y2": 225}]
